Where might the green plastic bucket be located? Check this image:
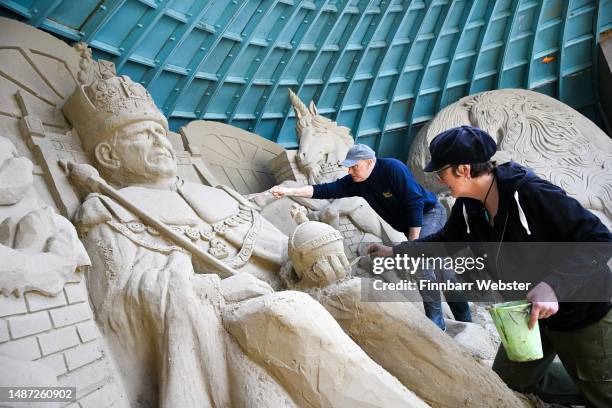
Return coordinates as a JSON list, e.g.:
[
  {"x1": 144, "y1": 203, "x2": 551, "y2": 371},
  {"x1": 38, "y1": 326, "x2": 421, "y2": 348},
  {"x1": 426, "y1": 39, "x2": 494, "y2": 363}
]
[{"x1": 488, "y1": 300, "x2": 543, "y2": 362}]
